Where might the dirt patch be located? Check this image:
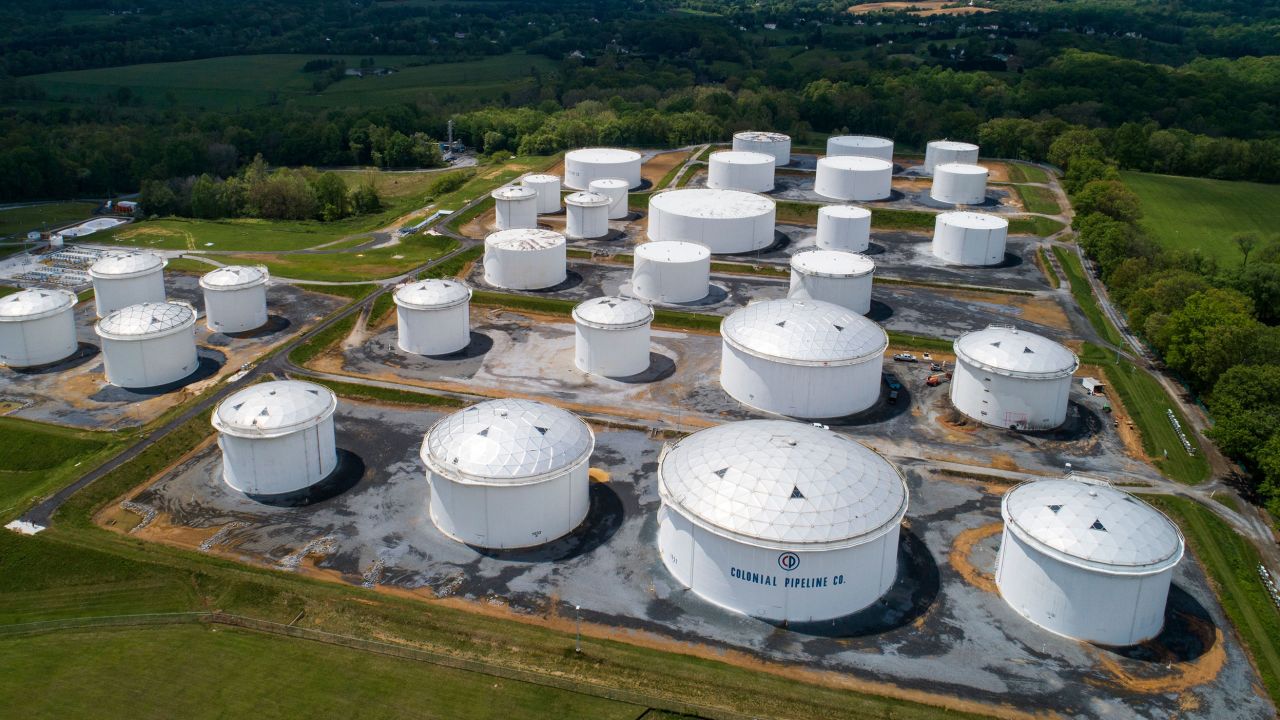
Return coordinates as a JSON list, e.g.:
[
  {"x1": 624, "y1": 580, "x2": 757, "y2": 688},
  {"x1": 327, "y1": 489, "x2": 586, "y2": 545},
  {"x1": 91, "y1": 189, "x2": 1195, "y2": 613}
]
[
  {"x1": 949, "y1": 522, "x2": 1002, "y2": 594},
  {"x1": 642, "y1": 150, "x2": 691, "y2": 189},
  {"x1": 942, "y1": 287, "x2": 1072, "y2": 332},
  {"x1": 988, "y1": 453, "x2": 1019, "y2": 472},
  {"x1": 588, "y1": 468, "x2": 611, "y2": 483},
  {"x1": 892, "y1": 177, "x2": 931, "y2": 194},
  {"x1": 938, "y1": 407, "x2": 981, "y2": 434},
  {"x1": 848, "y1": 1, "x2": 996, "y2": 17},
  {"x1": 979, "y1": 161, "x2": 1011, "y2": 183},
  {"x1": 1080, "y1": 364, "x2": 1149, "y2": 463},
  {"x1": 1091, "y1": 625, "x2": 1227, "y2": 695}
]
